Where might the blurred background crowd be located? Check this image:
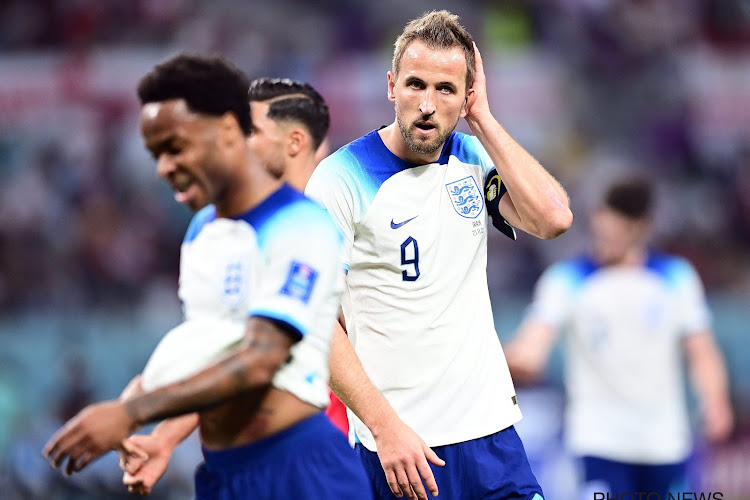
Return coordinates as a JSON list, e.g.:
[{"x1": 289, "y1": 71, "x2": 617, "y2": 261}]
[{"x1": 0, "y1": 0, "x2": 748, "y2": 498}]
